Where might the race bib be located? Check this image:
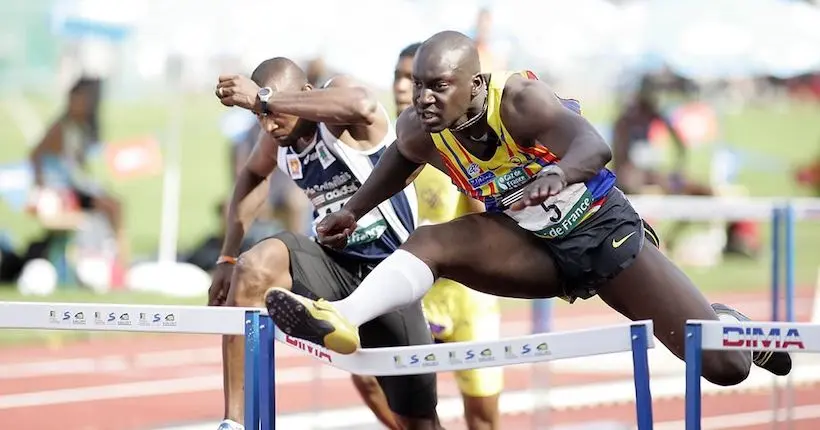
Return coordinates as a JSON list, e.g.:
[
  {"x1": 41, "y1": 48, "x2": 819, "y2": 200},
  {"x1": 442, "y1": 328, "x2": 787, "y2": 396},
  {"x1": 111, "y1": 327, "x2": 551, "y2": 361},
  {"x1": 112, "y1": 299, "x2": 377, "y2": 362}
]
[
  {"x1": 504, "y1": 183, "x2": 594, "y2": 239},
  {"x1": 346, "y1": 210, "x2": 387, "y2": 246},
  {"x1": 308, "y1": 172, "x2": 387, "y2": 247}
]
